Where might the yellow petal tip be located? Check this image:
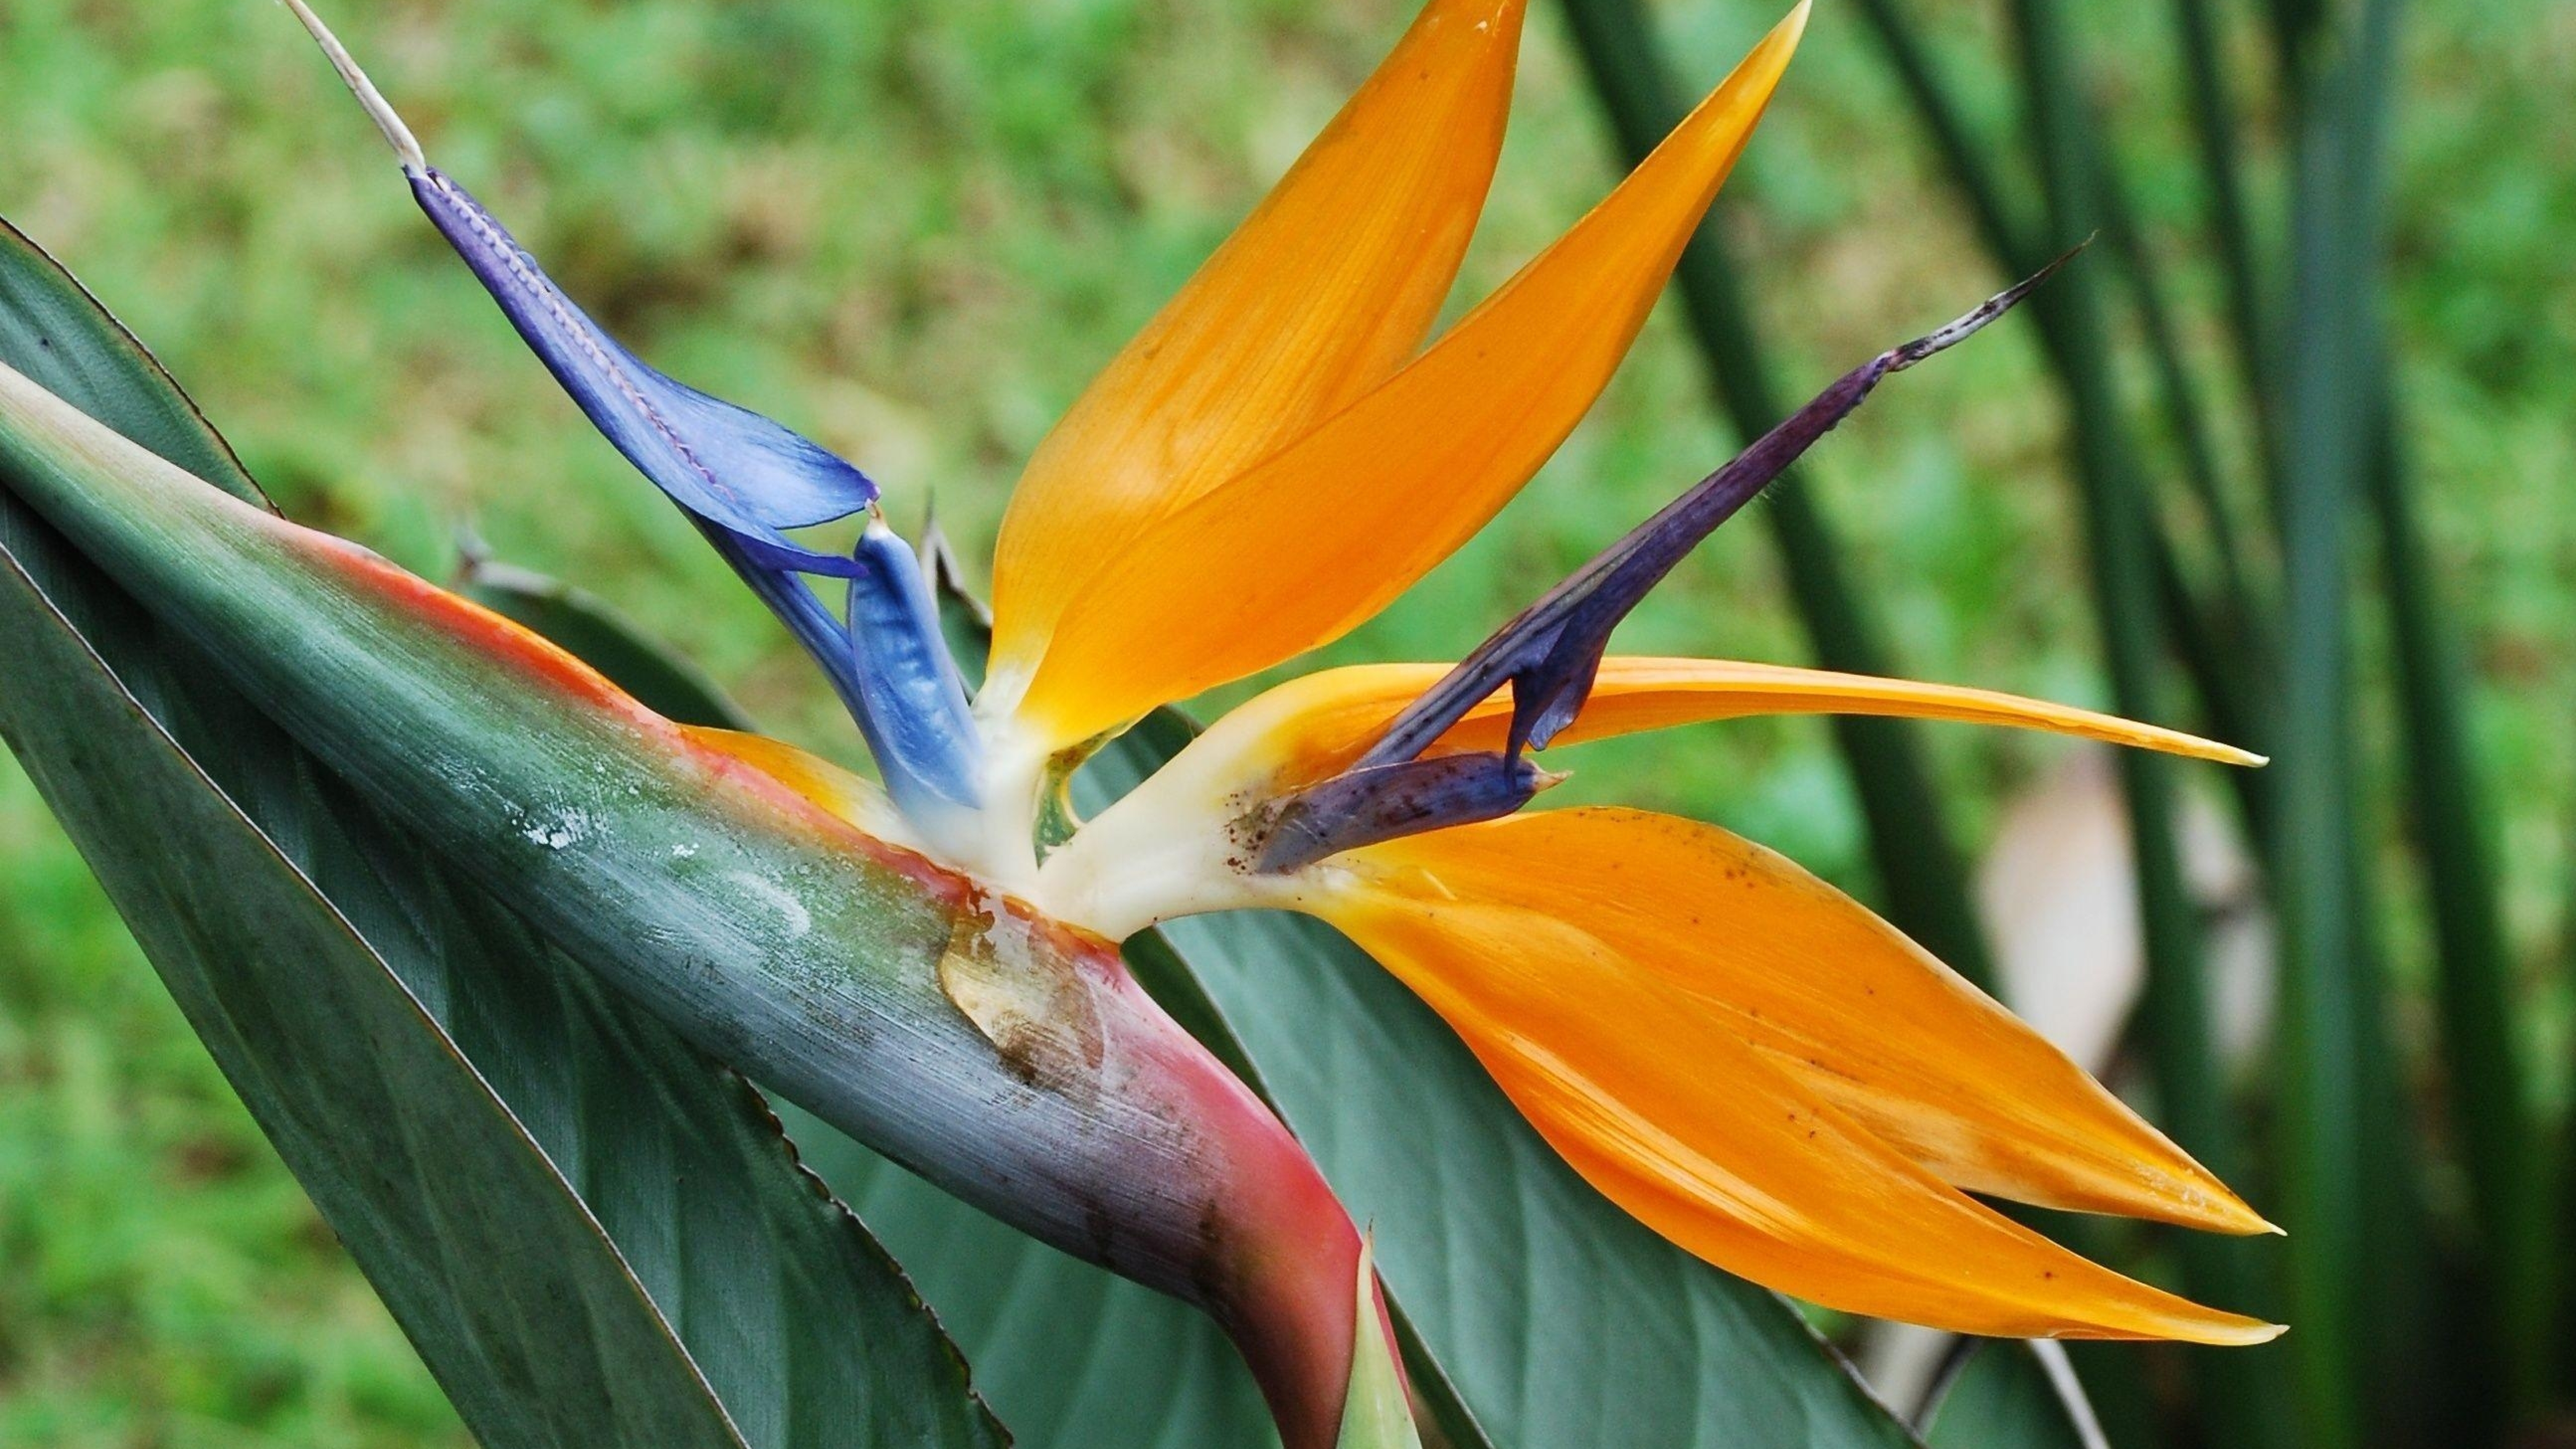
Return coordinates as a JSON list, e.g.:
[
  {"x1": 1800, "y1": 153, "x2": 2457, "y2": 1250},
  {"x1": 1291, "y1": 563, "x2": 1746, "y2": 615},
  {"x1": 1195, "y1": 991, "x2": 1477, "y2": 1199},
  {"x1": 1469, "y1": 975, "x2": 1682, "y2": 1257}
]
[
  {"x1": 2118, "y1": 1308, "x2": 2286, "y2": 1348},
  {"x1": 2196, "y1": 740, "x2": 2268, "y2": 767},
  {"x1": 2188, "y1": 1185, "x2": 2284, "y2": 1237},
  {"x1": 1764, "y1": 2, "x2": 1812, "y2": 66},
  {"x1": 2167, "y1": 737, "x2": 2265, "y2": 767}
]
